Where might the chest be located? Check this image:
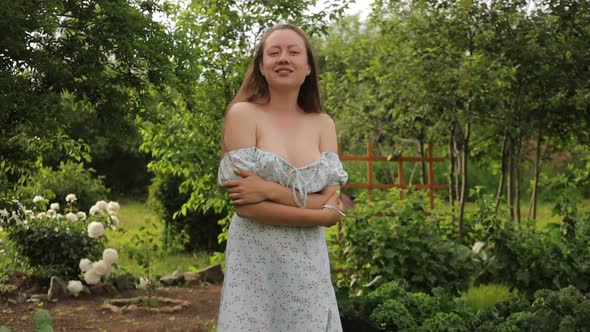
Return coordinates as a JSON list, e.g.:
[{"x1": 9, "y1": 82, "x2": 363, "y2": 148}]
[{"x1": 255, "y1": 115, "x2": 321, "y2": 168}]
